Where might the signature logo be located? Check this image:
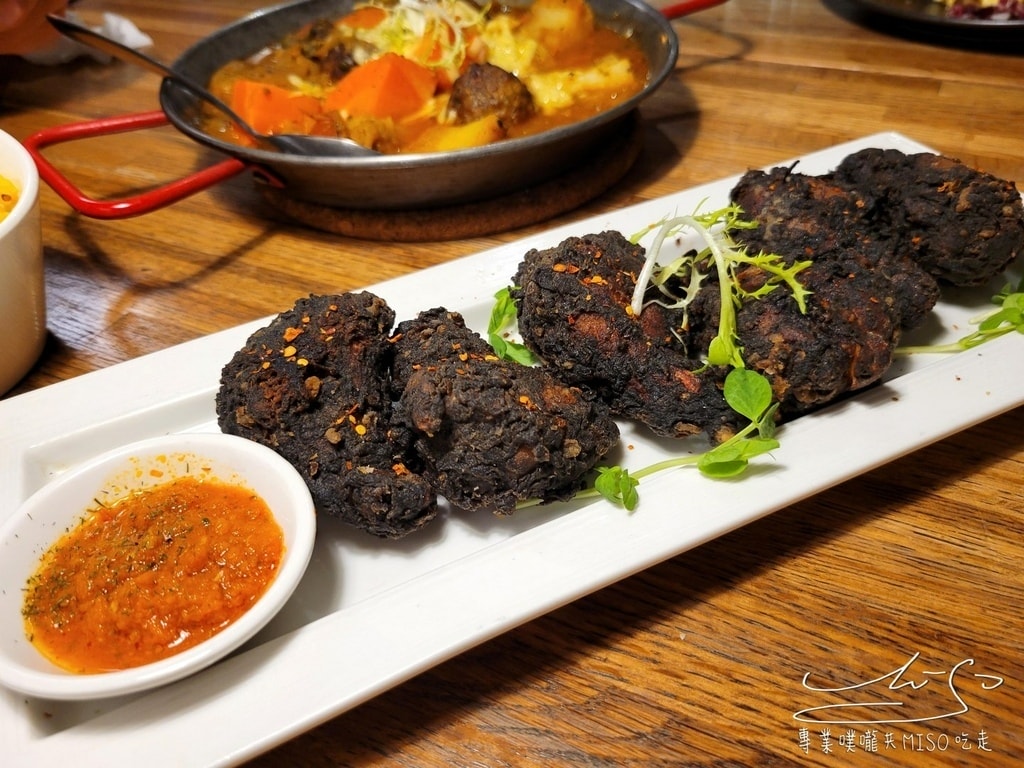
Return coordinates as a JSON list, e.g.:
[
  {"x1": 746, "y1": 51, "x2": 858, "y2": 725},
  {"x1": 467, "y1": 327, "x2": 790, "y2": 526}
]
[{"x1": 794, "y1": 652, "x2": 1005, "y2": 725}]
